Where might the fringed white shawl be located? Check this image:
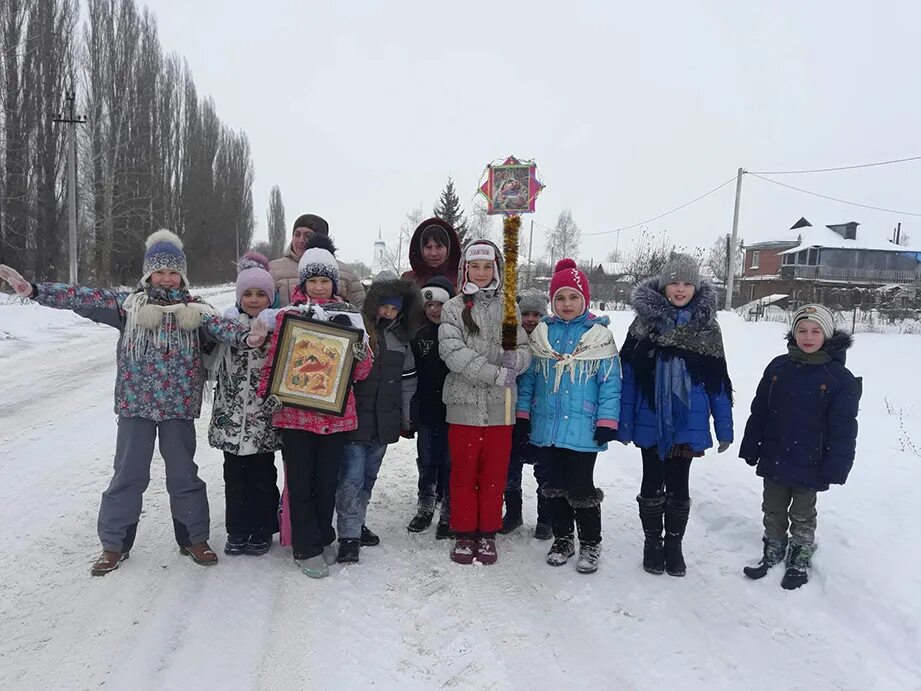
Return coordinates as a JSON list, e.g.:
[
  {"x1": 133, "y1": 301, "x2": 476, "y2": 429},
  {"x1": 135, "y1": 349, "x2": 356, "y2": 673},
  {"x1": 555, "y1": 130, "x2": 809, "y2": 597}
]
[{"x1": 529, "y1": 320, "x2": 619, "y2": 393}]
